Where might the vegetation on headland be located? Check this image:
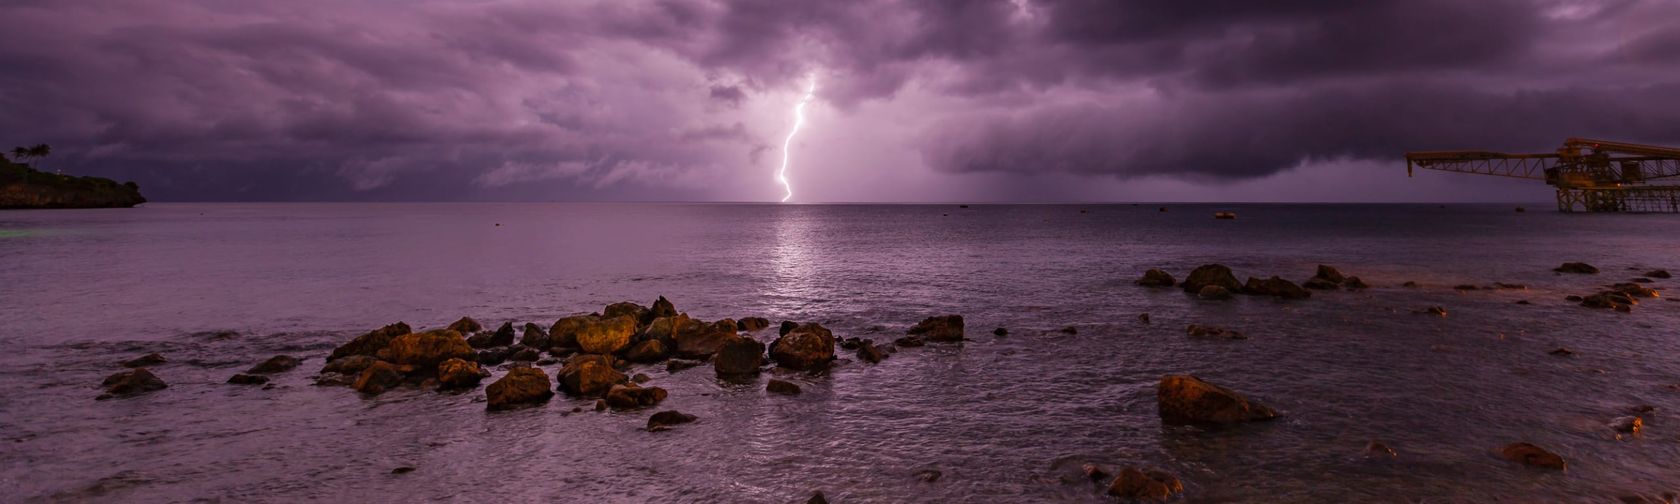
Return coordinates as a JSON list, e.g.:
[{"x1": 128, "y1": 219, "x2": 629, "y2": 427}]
[{"x1": 1, "y1": 145, "x2": 146, "y2": 209}]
